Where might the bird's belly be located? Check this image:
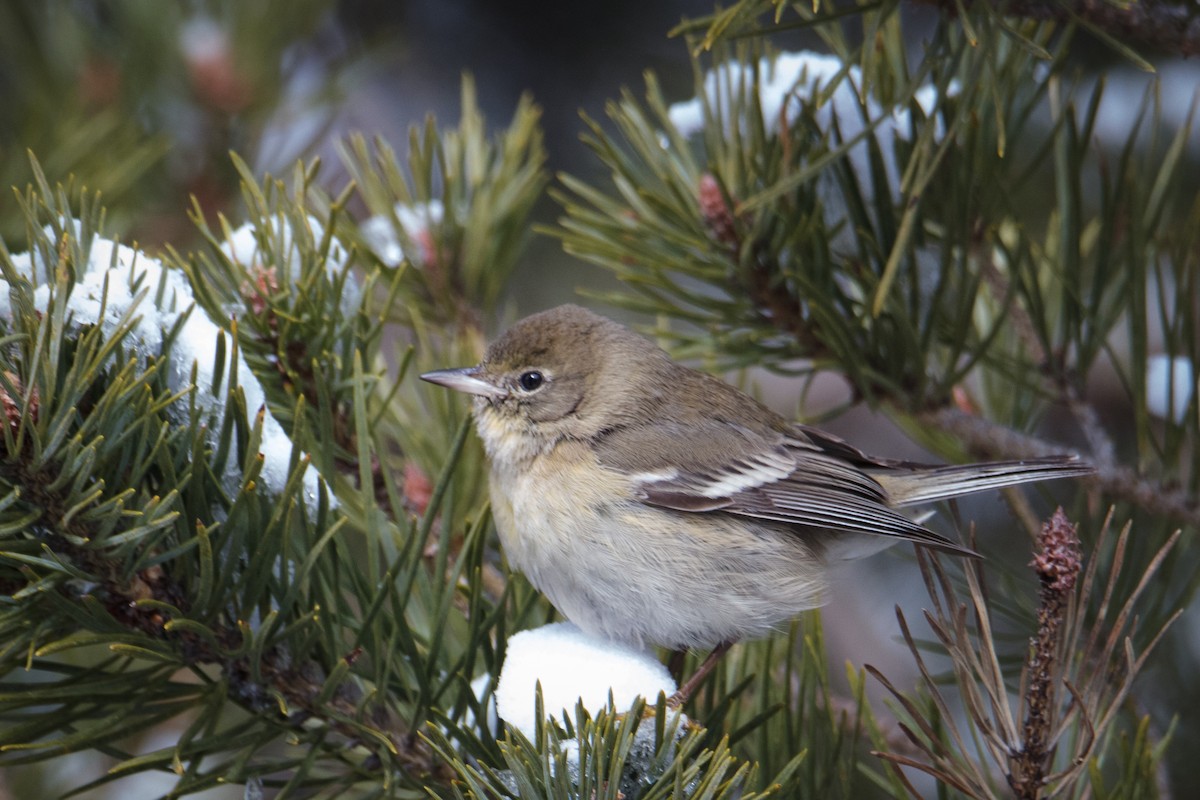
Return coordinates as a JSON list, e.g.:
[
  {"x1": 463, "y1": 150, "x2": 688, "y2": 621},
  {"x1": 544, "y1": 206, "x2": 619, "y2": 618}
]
[{"x1": 492, "y1": 458, "x2": 829, "y2": 650}]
